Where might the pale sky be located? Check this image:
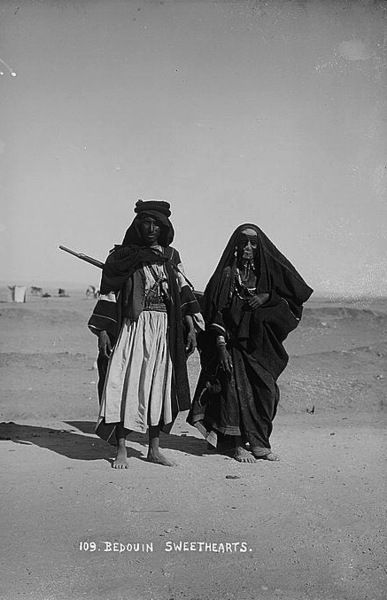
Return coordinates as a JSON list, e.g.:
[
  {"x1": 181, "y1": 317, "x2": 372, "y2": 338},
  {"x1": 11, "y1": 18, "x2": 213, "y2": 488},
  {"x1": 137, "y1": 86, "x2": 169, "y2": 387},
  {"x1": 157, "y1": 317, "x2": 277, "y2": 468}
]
[{"x1": 1, "y1": 0, "x2": 386, "y2": 296}]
